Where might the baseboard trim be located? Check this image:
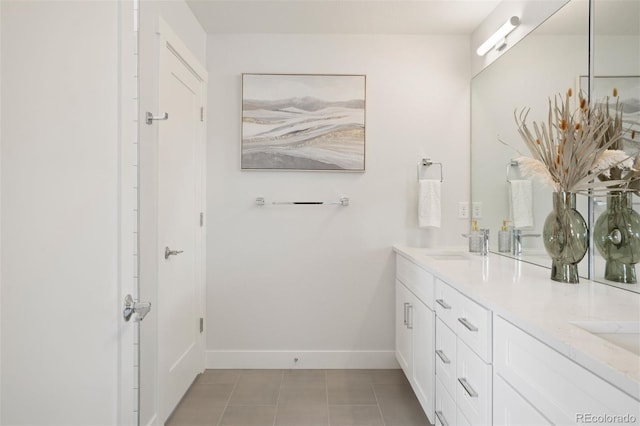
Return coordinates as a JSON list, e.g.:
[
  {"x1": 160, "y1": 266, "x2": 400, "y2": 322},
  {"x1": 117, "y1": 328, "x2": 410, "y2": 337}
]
[{"x1": 205, "y1": 350, "x2": 399, "y2": 369}]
